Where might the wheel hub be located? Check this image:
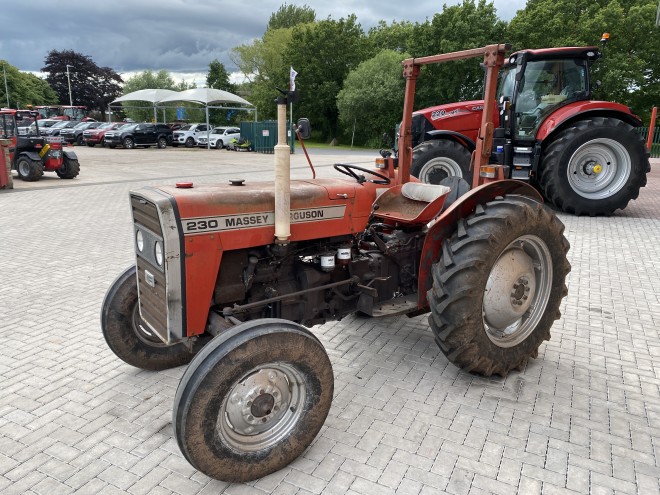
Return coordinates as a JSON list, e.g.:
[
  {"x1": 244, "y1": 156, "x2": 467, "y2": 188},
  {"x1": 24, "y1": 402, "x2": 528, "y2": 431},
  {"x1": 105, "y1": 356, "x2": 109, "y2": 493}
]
[
  {"x1": 567, "y1": 138, "x2": 631, "y2": 199},
  {"x1": 223, "y1": 367, "x2": 293, "y2": 436}
]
